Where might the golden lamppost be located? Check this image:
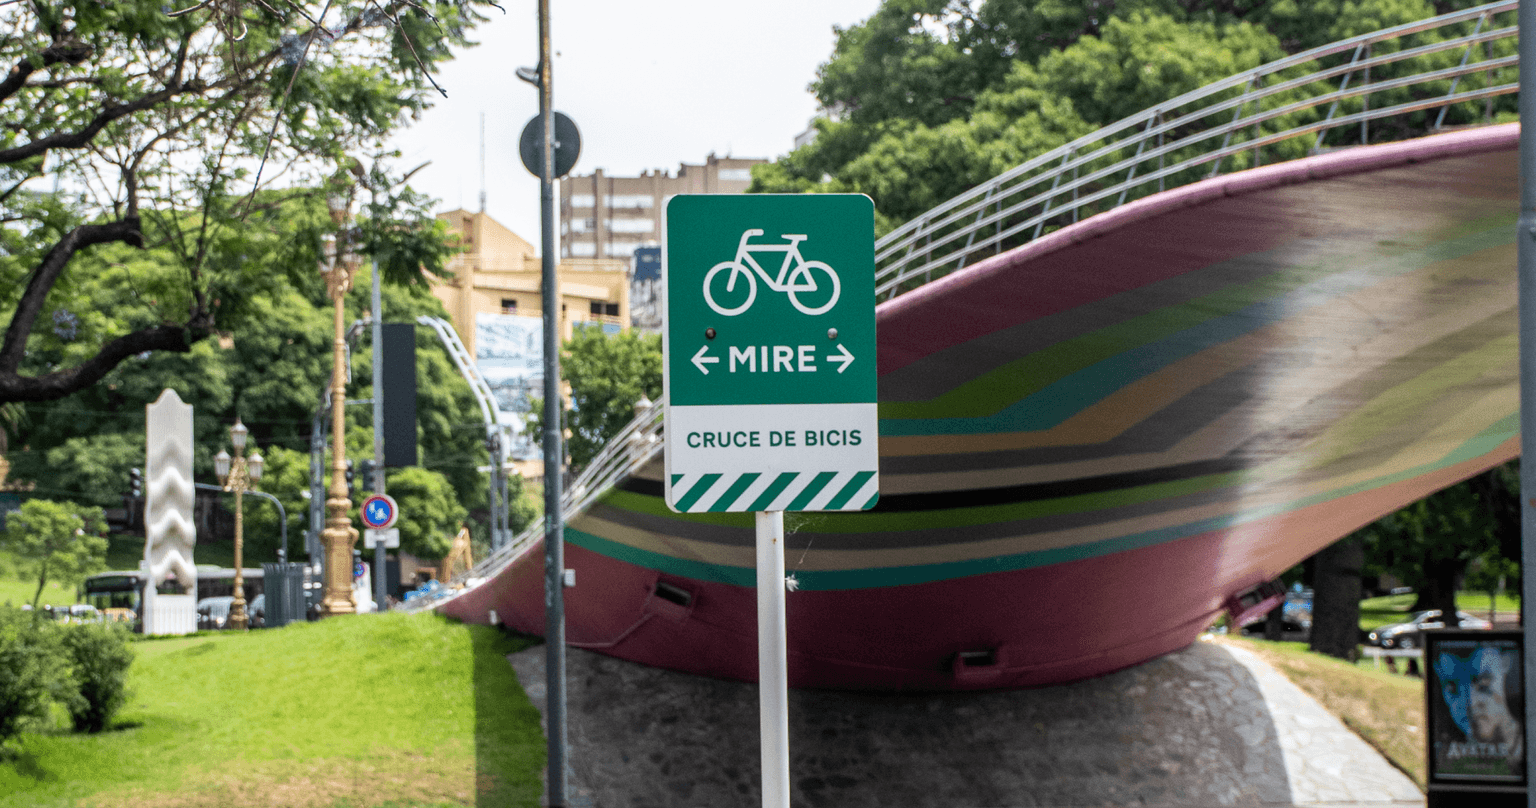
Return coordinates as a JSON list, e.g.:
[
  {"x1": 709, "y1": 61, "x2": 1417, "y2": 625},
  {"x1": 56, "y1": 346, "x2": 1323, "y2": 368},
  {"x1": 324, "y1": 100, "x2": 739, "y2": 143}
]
[
  {"x1": 214, "y1": 418, "x2": 263, "y2": 631},
  {"x1": 318, "y1": 193, "x2": 360, "y2": 615}
]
